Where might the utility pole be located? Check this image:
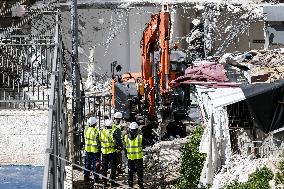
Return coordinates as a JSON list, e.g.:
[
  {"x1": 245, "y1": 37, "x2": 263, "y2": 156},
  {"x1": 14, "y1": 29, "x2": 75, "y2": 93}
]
[{"x1": 71, "y1": 0, "x2": 82, "y2": 164}]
